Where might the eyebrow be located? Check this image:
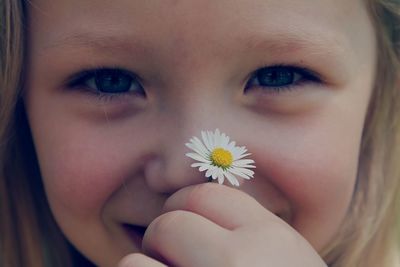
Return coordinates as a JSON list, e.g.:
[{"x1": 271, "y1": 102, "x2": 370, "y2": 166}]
[
  {"x1": 43, "y1": 27, "x2": 350, "y2": 57},
  {"x1": 43, "y1": 27, "x2": 352, "y2": 84},
  {"x1": 245, "y1": 32, "x2": 348, "y2": 58},
  {"x1": 43, "y1": 32, "x2": 151, "y2": 55}
]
